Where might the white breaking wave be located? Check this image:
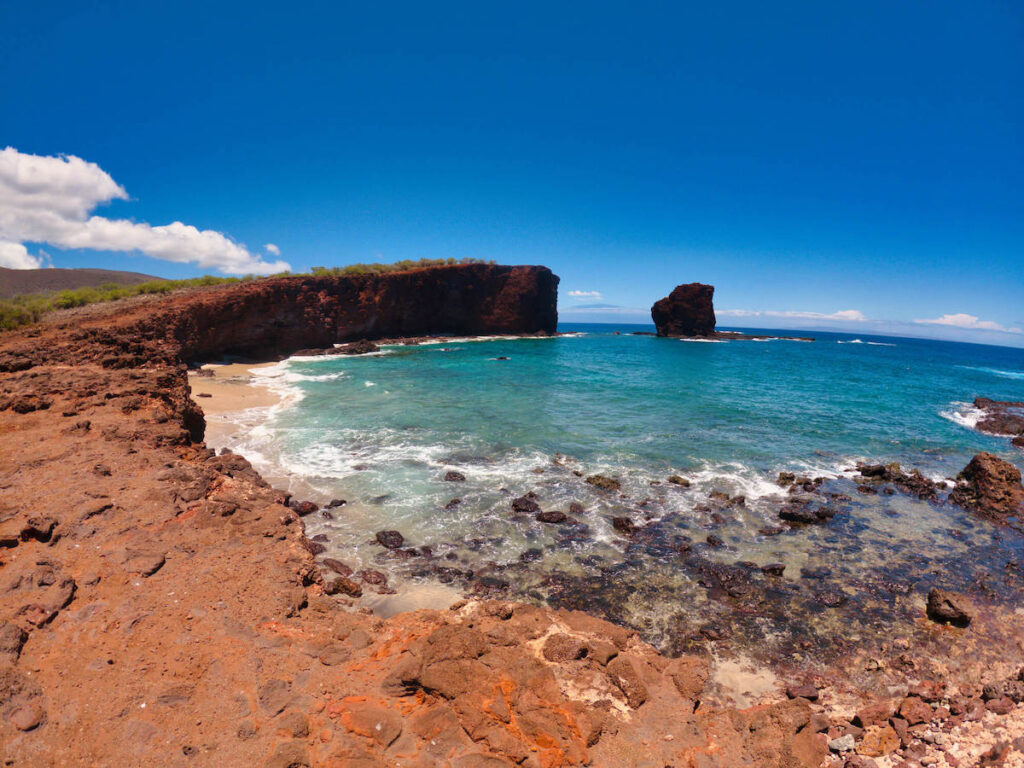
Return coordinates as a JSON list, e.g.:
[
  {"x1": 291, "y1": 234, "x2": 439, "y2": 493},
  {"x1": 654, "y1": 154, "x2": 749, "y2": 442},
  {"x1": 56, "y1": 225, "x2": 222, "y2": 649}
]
[
  {"x1": 838, "y1": 339, "x2": 896, "y2": 347},
  {"x1": 939, "y1": 401, "x2": 986, "y2": 431},
  {"x1": 679, "y1": 338, "x2": 724, "y2": 343},
  {"x1": 957, "y1": 365, "x2": 1024, "y2": 381}
]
